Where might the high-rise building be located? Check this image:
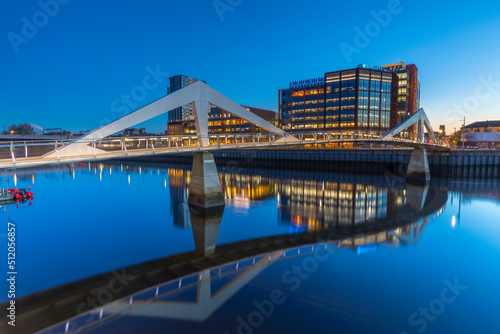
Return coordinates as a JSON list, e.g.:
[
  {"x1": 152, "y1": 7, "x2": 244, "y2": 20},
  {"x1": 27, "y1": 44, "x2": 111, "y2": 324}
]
[
  {"x1": 279, "y1": 65, "x2": 399, "y2": 133},
  {"x1": 380, "y1": 63, "x2": 420, "y2": 123},
  {"x1": 167, "y1": 75, "x2": 205, "y2": 123}
]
